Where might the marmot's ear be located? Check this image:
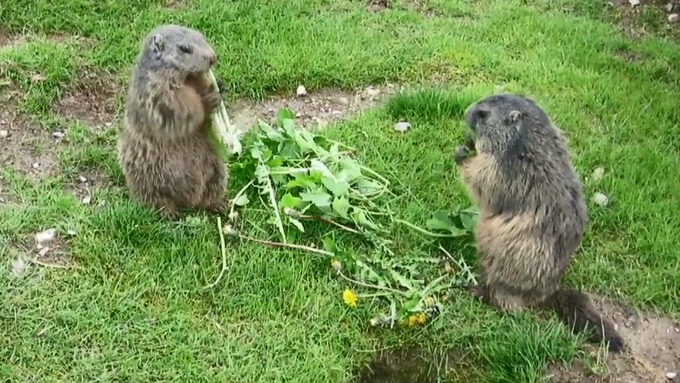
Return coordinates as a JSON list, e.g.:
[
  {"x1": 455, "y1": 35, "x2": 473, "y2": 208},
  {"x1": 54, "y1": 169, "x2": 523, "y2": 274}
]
[
  {"x1": 508, "y1": 110, "x2": 522, "y2": 122},
  {"x1": 151, "y1": 34, "x2": 165, "y2": 55}
]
